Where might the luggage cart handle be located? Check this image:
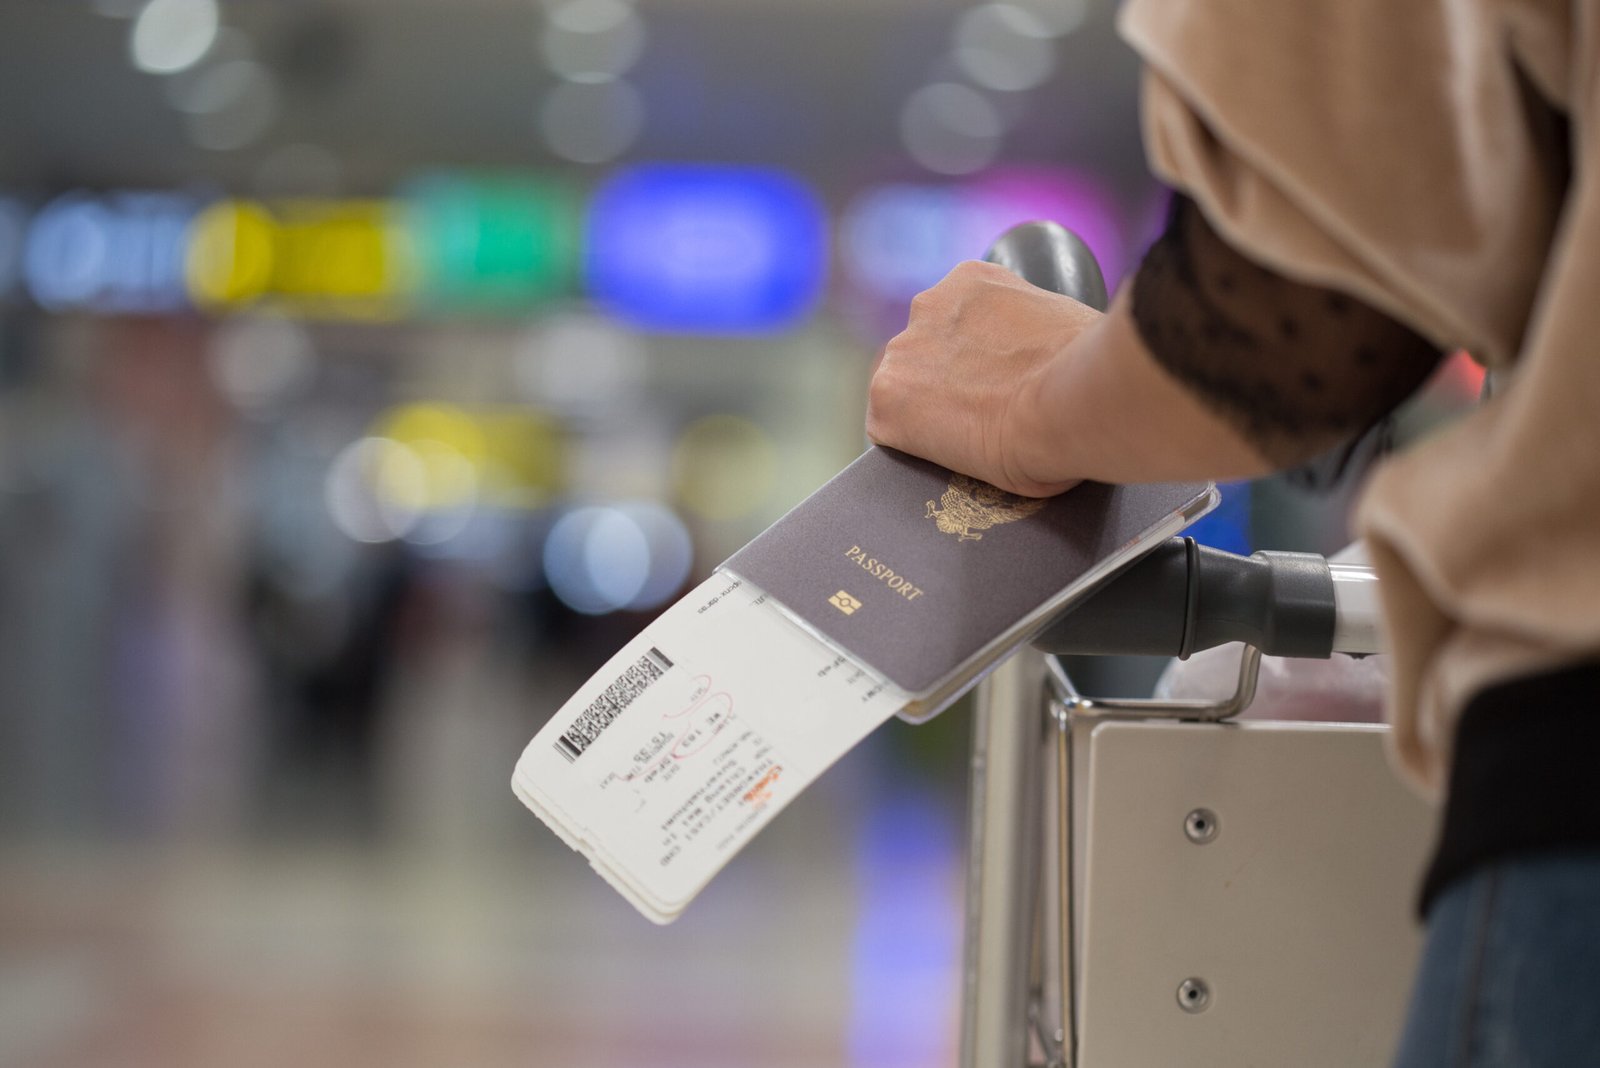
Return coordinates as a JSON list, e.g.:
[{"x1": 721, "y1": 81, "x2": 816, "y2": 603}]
[
  {"x1": 961, "y1": 222, "x2": 1387, "y2": 1068},
  {"x1": 985, "y1": 219, "x2": 1110, "y2": 314},
  {"x1": 1035, "y1": 538, "x2": 1385, "y2": 660},
  {"x1": 987, "y1": 222, "x2": 1385, "y2": 665}
]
